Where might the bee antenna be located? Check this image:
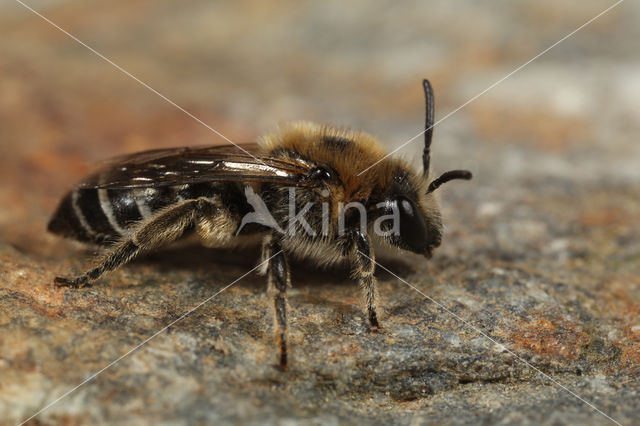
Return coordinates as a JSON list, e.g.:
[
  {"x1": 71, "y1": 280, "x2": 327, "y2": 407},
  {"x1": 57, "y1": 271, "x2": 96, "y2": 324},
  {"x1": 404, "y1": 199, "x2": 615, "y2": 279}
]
[
  {"x1": 422, "y1": 79, "x2": 434, "y2": 177},
  {"x1": 427, "y1": 169, "x2": 472, "y2": 193}
]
